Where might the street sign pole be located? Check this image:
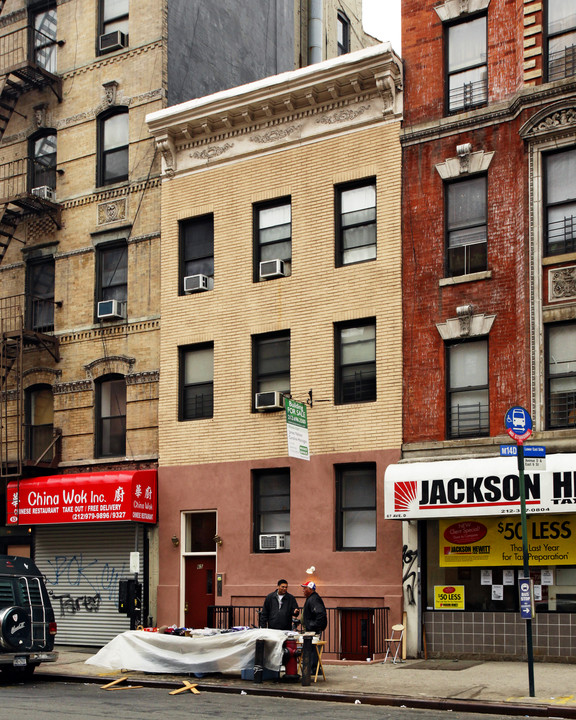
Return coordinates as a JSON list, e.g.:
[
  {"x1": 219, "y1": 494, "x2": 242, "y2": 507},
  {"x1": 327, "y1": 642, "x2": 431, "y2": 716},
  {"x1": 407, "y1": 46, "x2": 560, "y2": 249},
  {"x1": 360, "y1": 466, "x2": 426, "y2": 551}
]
[{"x1": 517, "y1": 442, "x2": 535, "y2": 697}]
